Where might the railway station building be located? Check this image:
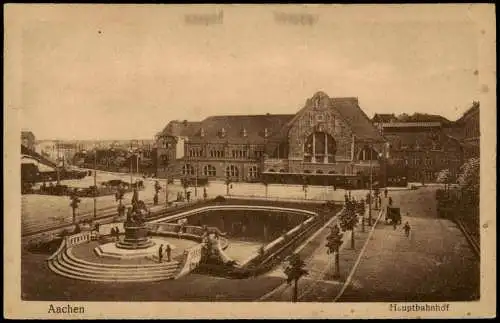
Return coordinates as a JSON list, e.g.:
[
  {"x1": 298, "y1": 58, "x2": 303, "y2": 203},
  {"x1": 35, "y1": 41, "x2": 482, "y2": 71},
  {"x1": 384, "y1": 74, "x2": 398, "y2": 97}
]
[{"x1": 155, "y1": 91, "x2": 388, "y2": 188}]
